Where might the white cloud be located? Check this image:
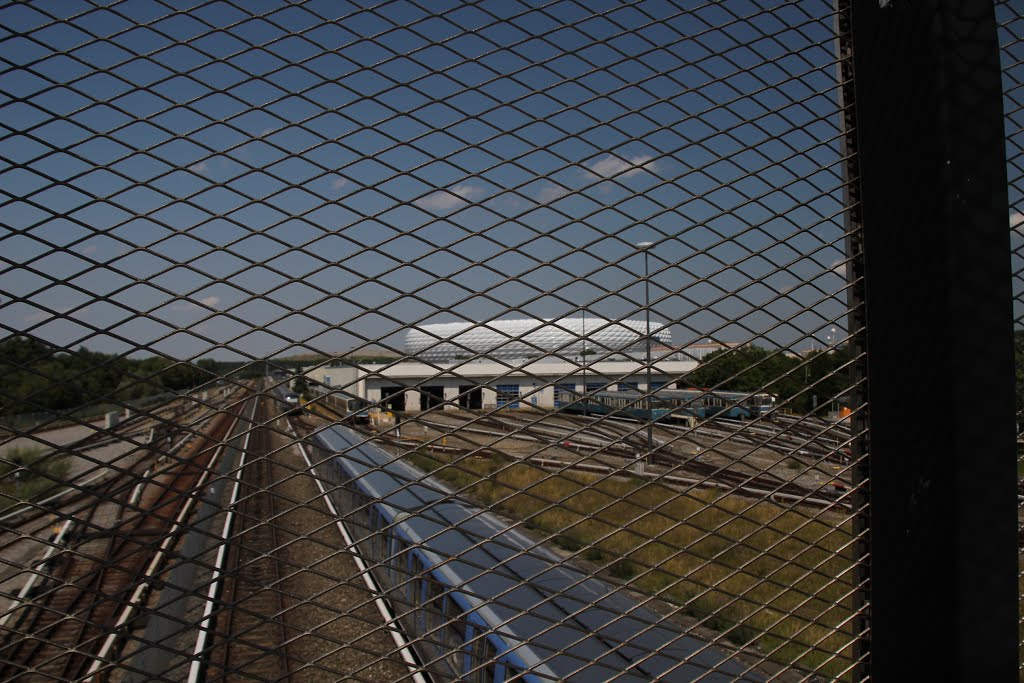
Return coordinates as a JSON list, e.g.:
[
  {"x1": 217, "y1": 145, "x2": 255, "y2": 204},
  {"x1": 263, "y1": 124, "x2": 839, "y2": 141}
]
[
  {"x1": 586, "y1": 154, "x2": 656, "y2": 179},
  {"x1": 1011, "y1": 211, "x2": 1024, "y2": 231},
  {"x1": 188, "y1": 161, "x2": 209, "y2": 174},
  {"x1": 171, "y1": 296, "x2": 220, "y2": 312},
  {"x1": 331, "y1": 177, "x2": 348, "y2": 190},
  {"x1": 415, "y1": 183, "x2": 485, "y2": 211},
  {"x1": 535, "y1": 183, "x2": 569, "y2": 204},
  {"x1": 830, "y1": 258, "x2": 848, "y2": 278}
]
